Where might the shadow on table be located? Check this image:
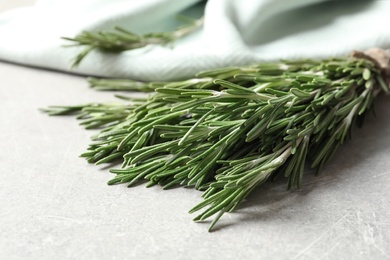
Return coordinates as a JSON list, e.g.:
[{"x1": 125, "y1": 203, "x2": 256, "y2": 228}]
[{"x1": 205, "y1": 95, "x2": 390, "y2": 231}]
